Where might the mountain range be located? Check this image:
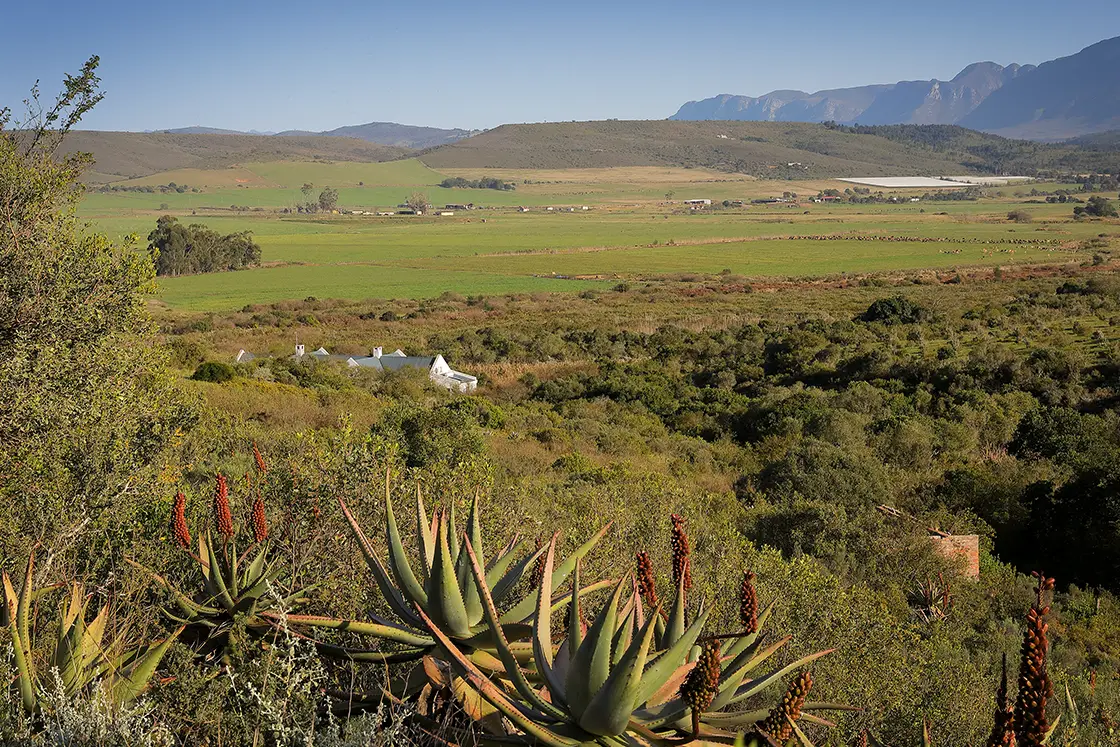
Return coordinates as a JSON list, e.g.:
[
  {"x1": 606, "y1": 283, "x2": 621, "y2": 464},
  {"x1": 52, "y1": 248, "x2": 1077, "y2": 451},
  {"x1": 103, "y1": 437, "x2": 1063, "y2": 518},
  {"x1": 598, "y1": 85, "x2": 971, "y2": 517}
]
[
  {"x1": 156, "y1": 121, "x2": 475, "y2": 149},
  {"x1": 672, "y1": 36, "x2": 1120, "y2": 141}
]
